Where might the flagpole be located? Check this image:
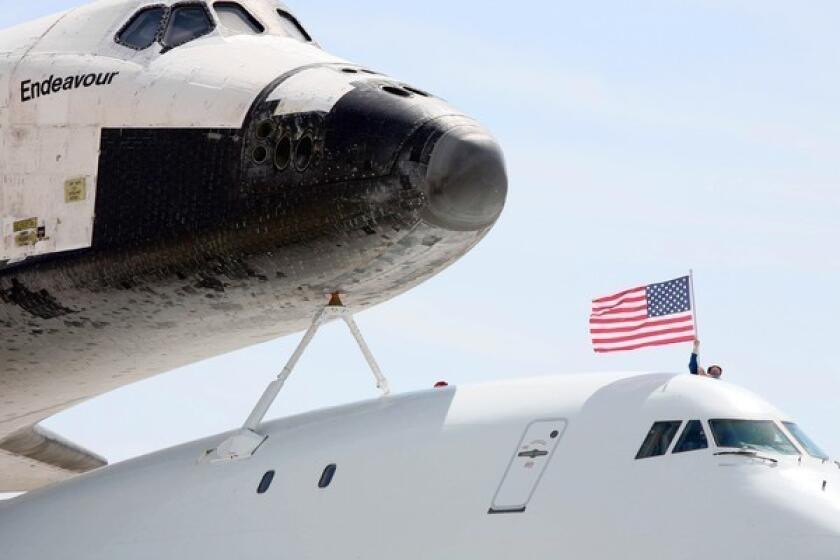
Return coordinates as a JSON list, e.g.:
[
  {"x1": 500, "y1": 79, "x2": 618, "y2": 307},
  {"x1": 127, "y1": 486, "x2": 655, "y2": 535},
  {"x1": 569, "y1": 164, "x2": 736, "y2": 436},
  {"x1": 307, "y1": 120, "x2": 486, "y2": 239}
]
[{"x1": 689, "y1": 269, "x2": 699, "y2": 339}]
